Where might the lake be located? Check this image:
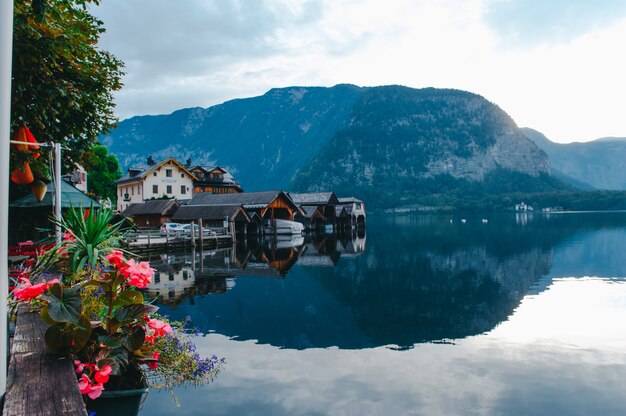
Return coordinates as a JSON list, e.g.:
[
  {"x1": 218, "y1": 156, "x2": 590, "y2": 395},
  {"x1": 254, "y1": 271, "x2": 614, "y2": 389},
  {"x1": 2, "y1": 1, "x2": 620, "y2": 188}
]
[{"x1": 138, "y1": 211, "x2": 626, "y2": 415}]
